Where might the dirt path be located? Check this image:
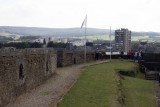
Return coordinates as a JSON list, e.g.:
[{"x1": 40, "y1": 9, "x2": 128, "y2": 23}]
[{"x1": 6, "y1": 60, "x2": 109, "y2": 107}]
